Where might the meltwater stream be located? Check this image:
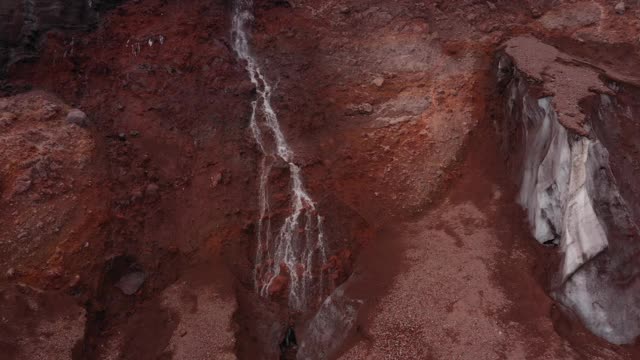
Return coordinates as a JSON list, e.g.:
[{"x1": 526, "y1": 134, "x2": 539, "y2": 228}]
[{"x1": 231, "y1": 0, "x2": 329, "y2": 311}]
